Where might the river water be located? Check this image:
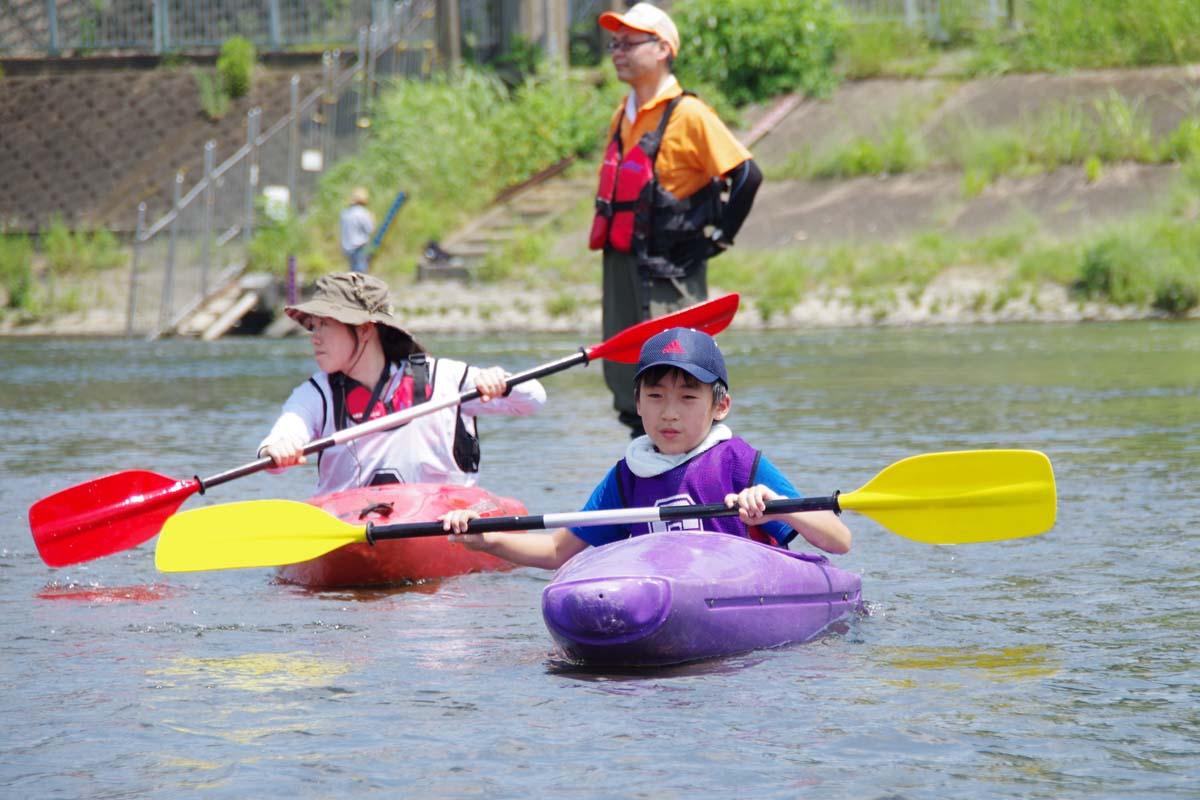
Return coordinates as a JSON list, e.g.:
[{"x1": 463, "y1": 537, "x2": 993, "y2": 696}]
[{"x1": 2, "y1": 322, "x2": 1197, "y2": 799}]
